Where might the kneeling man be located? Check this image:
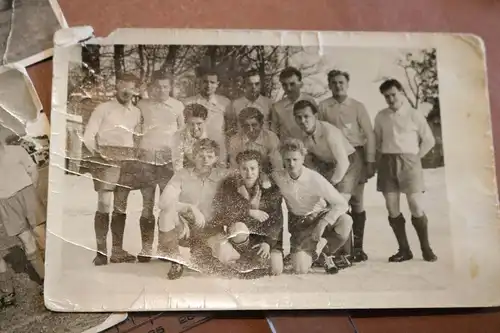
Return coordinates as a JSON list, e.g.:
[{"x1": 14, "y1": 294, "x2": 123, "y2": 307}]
[
  {"x1": 157, "y1": 139, "x2": 229, "y2": 279},
  {"x1": 272, "y1": 138, "x2": 352, "y2": 274}
]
